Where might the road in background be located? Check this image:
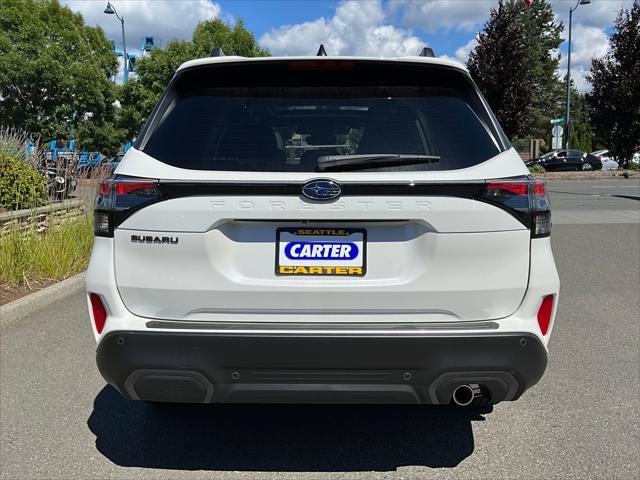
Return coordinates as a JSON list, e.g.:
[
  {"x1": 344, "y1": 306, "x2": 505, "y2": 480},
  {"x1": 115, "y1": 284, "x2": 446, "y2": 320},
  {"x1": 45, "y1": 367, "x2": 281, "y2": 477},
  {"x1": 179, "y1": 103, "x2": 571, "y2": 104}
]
[
  {"x1": 548, "y1": 178, "x2": 640, "y2": 224},
  {"x1": 1, "y1": 179, "x2": 639, "y2": 479}
]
